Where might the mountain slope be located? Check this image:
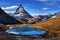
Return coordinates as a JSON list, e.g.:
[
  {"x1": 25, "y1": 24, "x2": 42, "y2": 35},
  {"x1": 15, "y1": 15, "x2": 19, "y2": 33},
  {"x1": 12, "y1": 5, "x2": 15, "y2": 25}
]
[
  {"x1": 32, "y1": 17, "x2": 60, "y2": 36},
  {"x1": 0, "y1": 7, "x2": 22, "y2": 24}
]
